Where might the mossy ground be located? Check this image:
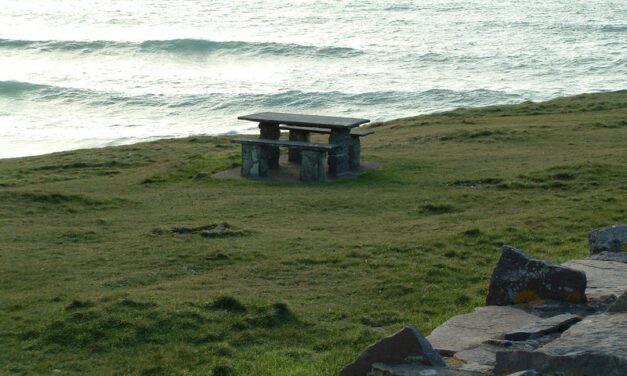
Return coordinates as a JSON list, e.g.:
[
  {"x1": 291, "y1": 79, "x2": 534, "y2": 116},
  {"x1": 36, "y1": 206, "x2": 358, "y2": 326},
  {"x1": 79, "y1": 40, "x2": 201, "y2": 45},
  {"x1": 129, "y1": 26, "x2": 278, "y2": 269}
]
[{"x1": 0, "y1": 91, "x2": 625, "y2": 375}]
